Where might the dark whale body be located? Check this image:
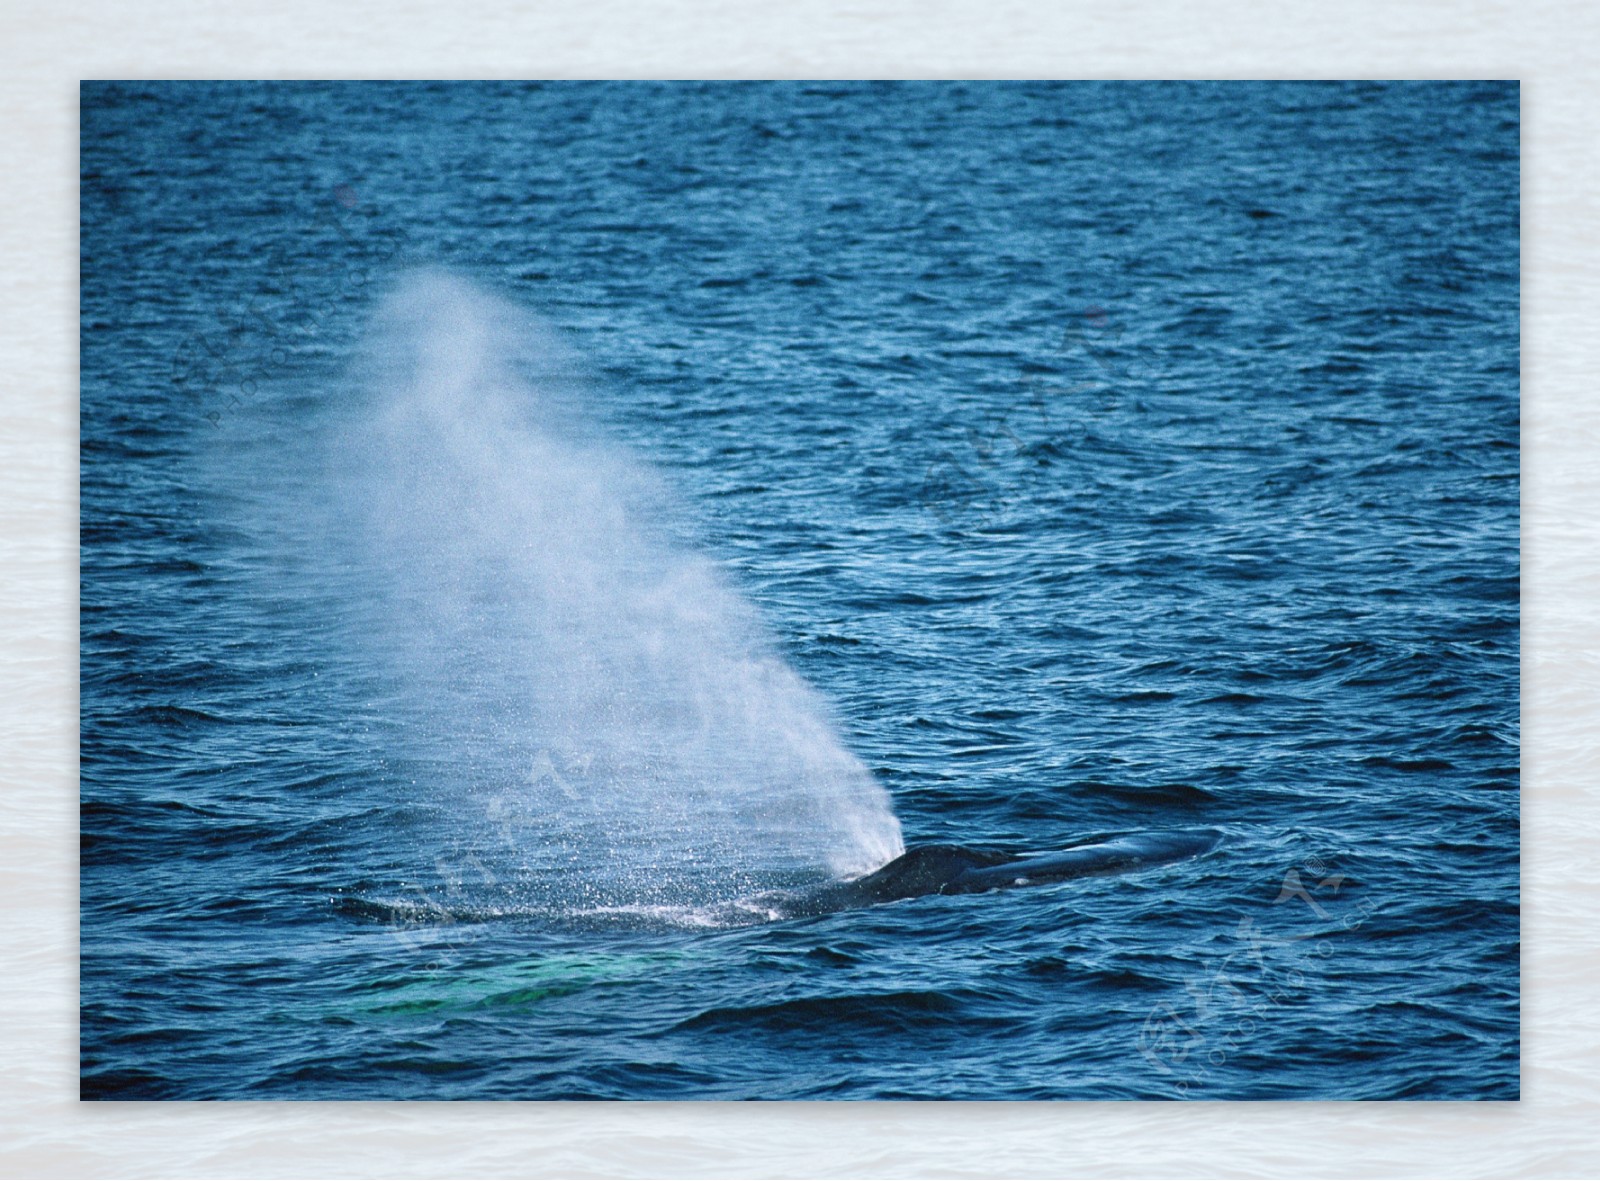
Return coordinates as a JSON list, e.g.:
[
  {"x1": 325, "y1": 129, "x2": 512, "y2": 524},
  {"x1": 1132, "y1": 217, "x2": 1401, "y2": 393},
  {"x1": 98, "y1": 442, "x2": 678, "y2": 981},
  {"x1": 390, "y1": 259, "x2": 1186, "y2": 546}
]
[{"x1": 787, "y1": 829, "x2": 1219, "y2": 917}]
